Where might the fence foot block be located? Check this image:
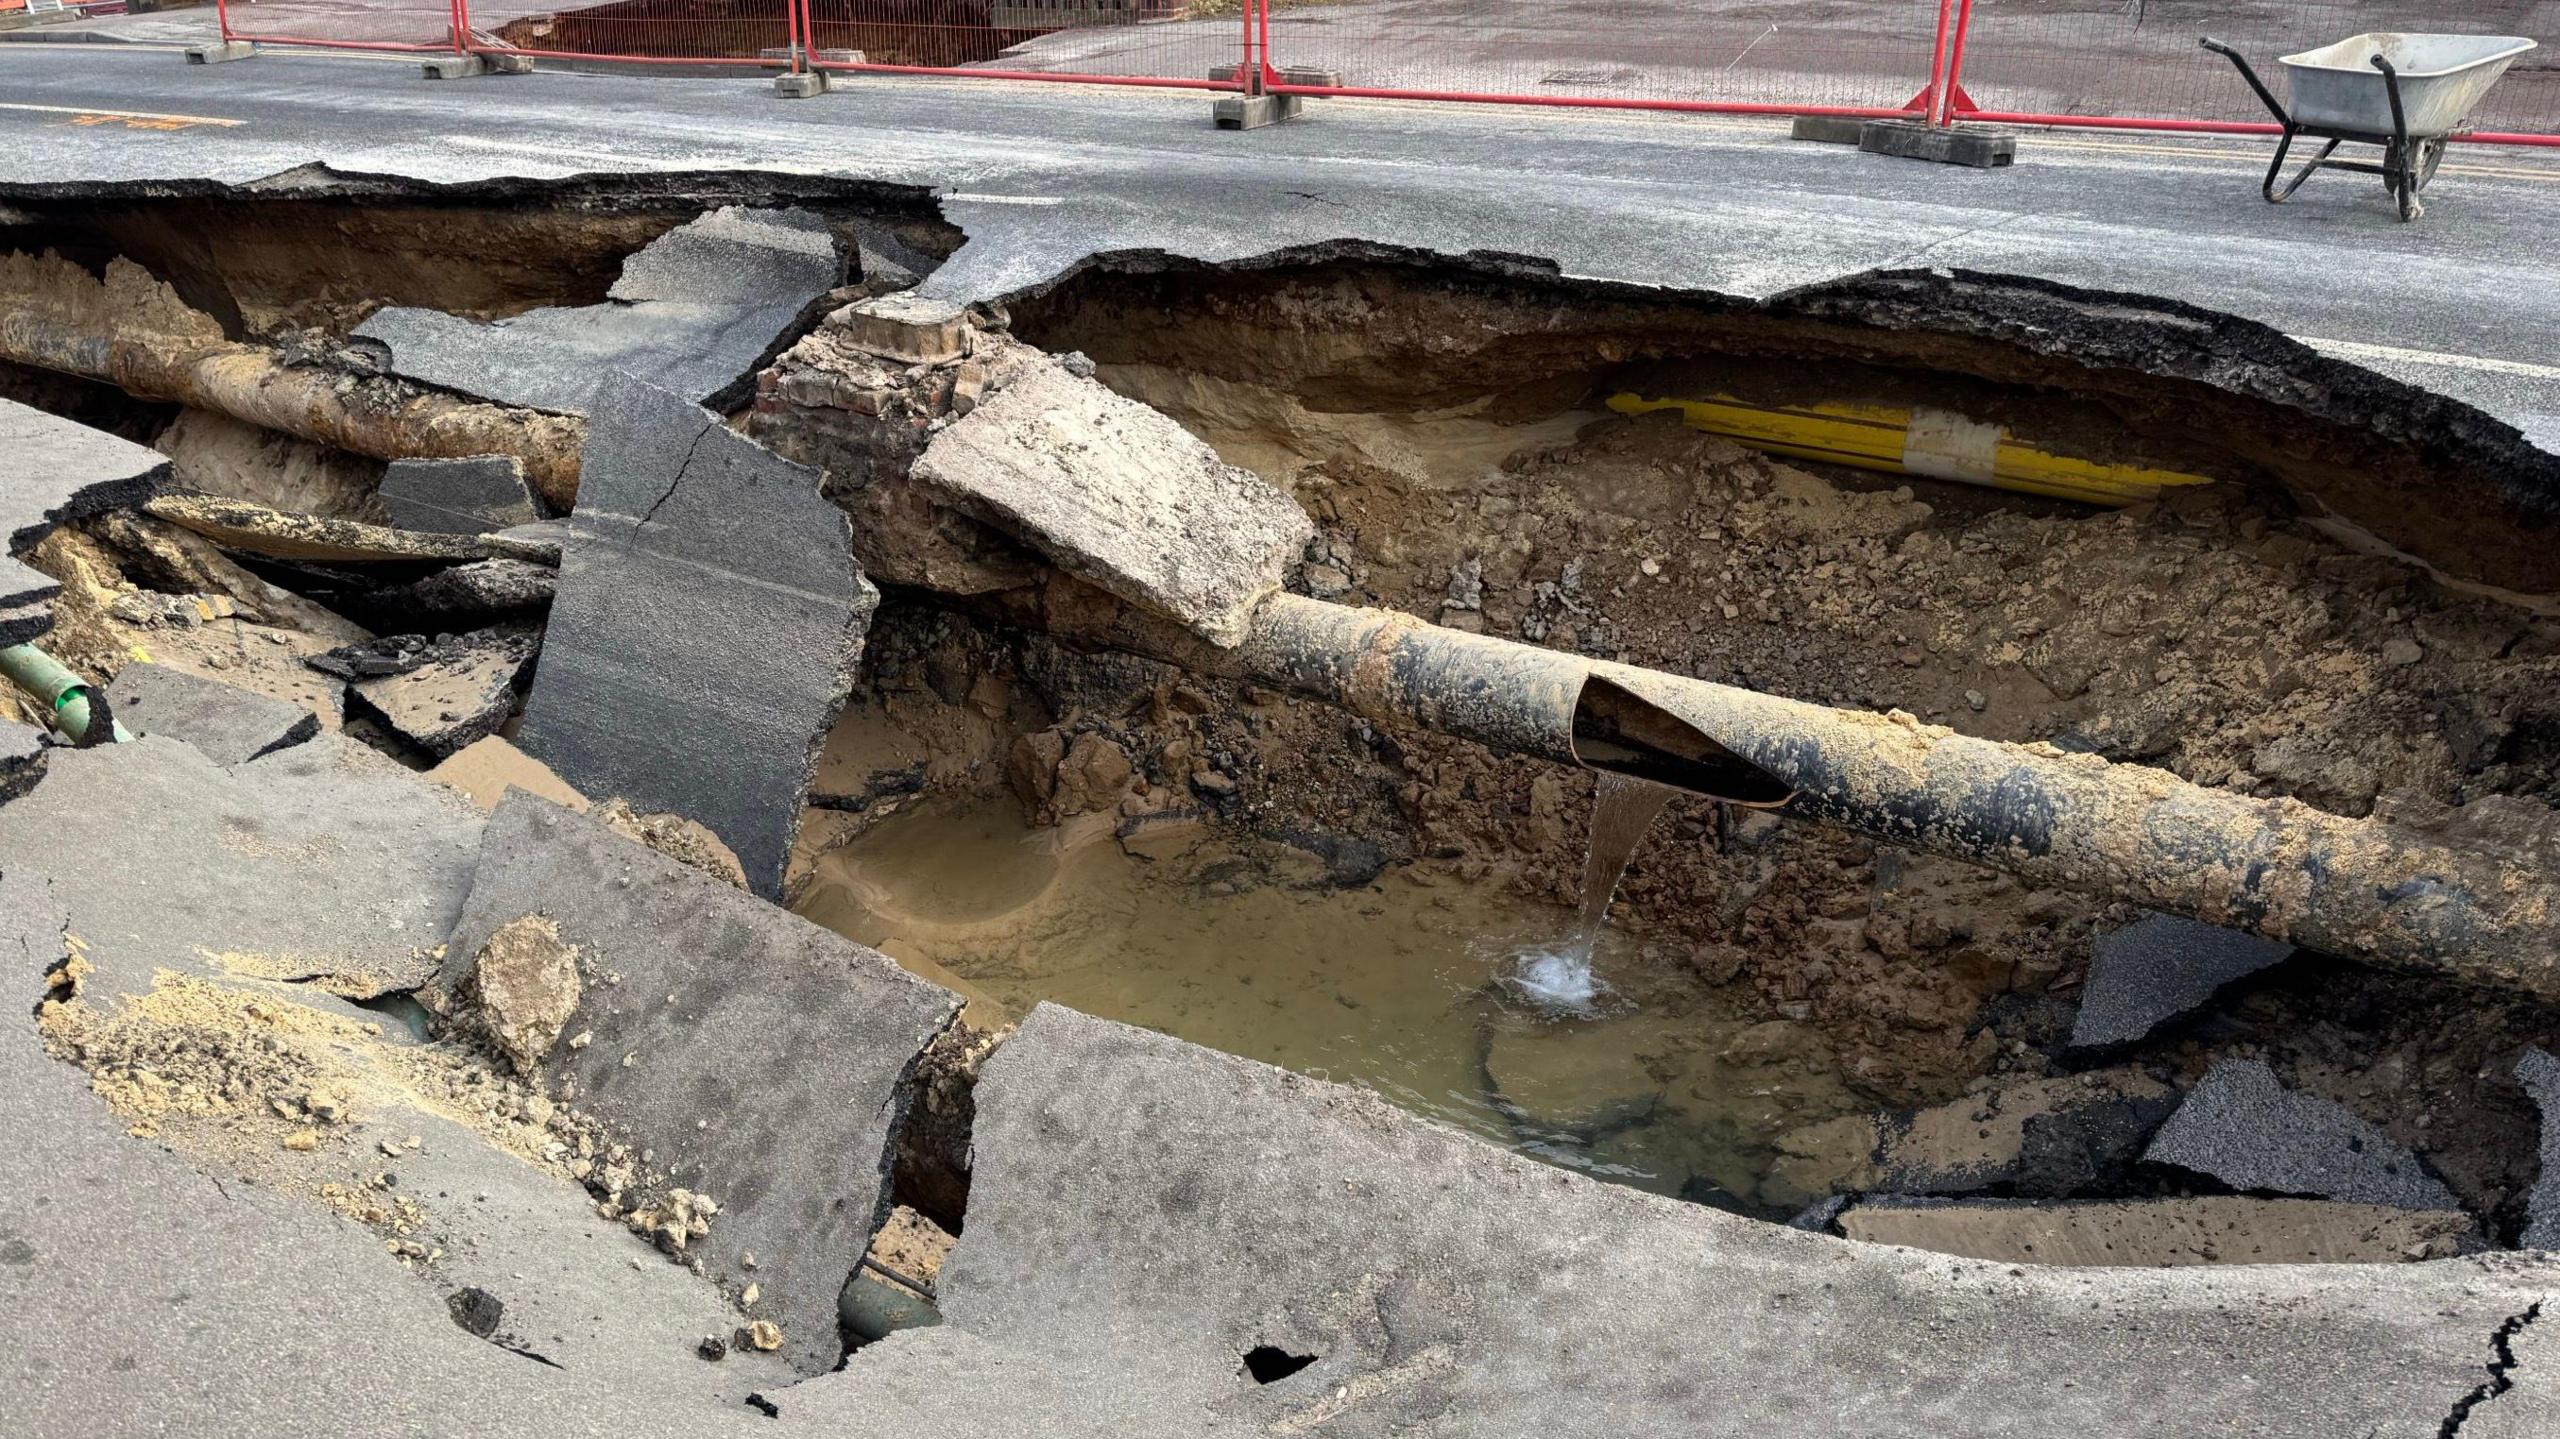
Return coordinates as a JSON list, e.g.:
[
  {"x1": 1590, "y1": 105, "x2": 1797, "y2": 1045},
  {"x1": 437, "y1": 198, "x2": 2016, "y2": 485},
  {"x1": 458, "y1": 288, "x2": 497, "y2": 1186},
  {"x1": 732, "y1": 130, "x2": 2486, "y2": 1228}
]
[
  {"x1": 422, "y1": 53, "x2": 530, "y2": 80},
  {"x1": 184, "y1": 40, "x2": 257, "y2": 64},
  {"x1": 1215, "y1": 94, "x2": 1303, "y2": 131},
  {"x1": 775, "y1": 71, "x2": 831, "y2": 99},
  {"x1": 1790, "y1": 115, "x2": 1867, "y2": 145},
  {"x1": 1858, "y1": 119, "x2": 2015, "y2": 168}
]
